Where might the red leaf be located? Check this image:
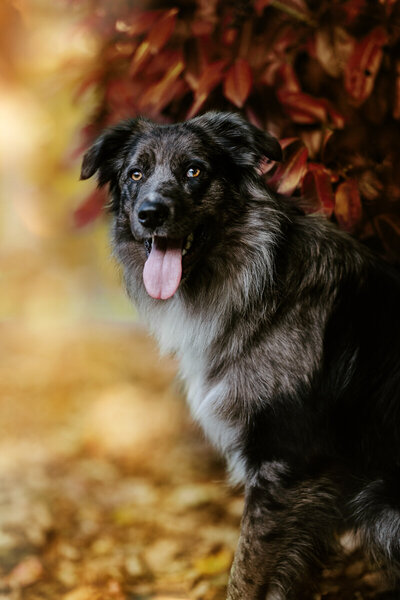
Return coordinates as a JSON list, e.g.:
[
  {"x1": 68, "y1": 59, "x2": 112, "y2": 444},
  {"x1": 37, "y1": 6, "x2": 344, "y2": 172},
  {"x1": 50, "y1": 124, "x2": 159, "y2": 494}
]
[
  {"x1": 269, "y1": 142, "x2": 308, "y2": 196},
  {"x1": 277, "y1": 90, "x2": 327, "y2": 124},
  {"x1": 223, "y1": 59, "x2": 253, "y2": 108},
  {"x1": 279, "y1": 137, "x2": 300, "y2": 149},
  {"x1": 254, "y1": 0, "x2": 272, "y2": 15},
  {"x1": 301, "y1": 131, "x2": 324, "y2": 158},
  {"x1": 301, "y1": 163, "x2": 334, "y2": 215},
  {"x1": 276, "y1": 63, "x2": 301, "y2": 93},
  {"x1": 327, "y1": 104, "x2": 346, "y2": 128},
  {"x1": 147, "y1": 8, "x2": 178, "y2": 52},
  {"x1": 186, "y1": 60, "x2": 227, "y2": 119},
  {"x1": 137, "y1": 57, "x2": 185, "y2": 112},
  {"x1": 106, "y1": 78, "x2": 137, "y2": 113},
  {"x1": 345, "y1": 27, "x2": 387, "y2": 104},
  {"x1": 115, "y1": 10, "x2": 162, "y2": 37},
  {"x1": 342, "y1": 0, "x2": 367, "y2": 24},
  {"x1": 129, "y1": 8, "x2": 178, "y2": 76},
  {"x1": 74, "y1": 188, "x2": 107, "y2": 228},
  {"x1": 334, "y1": 179, "x2": 362, "y2": 232}
]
